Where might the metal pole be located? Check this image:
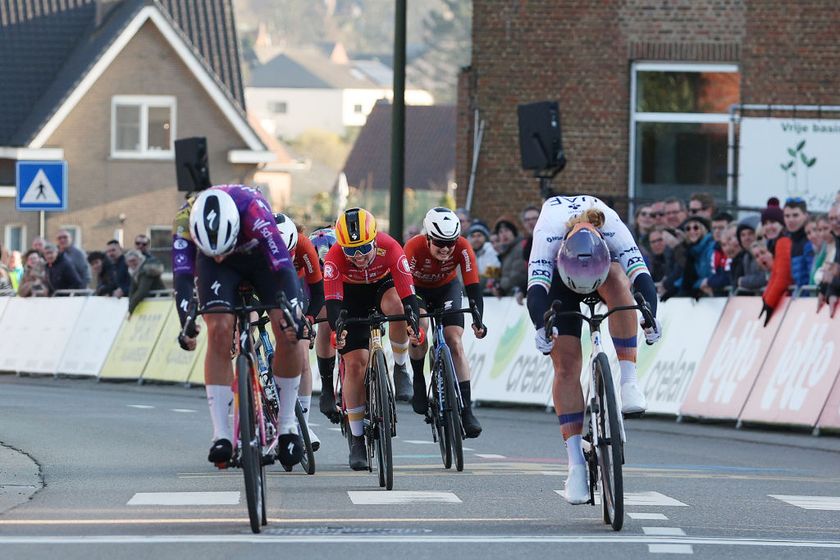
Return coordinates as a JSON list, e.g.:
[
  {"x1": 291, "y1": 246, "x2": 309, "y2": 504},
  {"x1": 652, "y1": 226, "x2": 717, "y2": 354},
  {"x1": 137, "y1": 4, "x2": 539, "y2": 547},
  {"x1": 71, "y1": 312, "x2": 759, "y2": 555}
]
[
  {"x1": 726, "y1": 104, "x2": 739, "y2": 206},
  {"x1": 389, "y1": 0, "x2": 406, "y2": 243},
  {"x1": 39, "y1": 211, "x2": 45, "y2": 238}
]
